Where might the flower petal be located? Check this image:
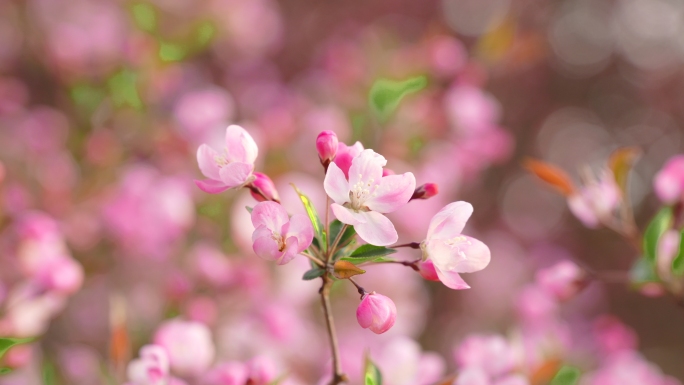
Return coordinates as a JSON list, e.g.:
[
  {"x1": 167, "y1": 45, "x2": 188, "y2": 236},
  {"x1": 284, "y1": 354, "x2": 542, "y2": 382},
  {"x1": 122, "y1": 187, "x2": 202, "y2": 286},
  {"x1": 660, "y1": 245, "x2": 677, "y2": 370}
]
[
  {"x1": 197, "y1": 144, "x2": 221, "y2": 180},
  {"x1": 283, "y1": 213, "x2": 314, "y2": 253},
  {"x1": 251, "y1": 201, "x2": 289, "y2": 232},
  {"x1": 434, "y1": 265, "x2": 470, "y2": 290},
  {"x1": 252, "y1": 233, "x2": 282, "y2": 262},
  {"x1": 195, "y1": 179, "x2": 229, "y2": 194},
  {"x1": 324, "y1": 162, "x2": 351, "y2": 204},
  {"x1": 354, "y1": 211, "x2": 398, "y2": 246},
  {"x1": 426, "y1": 201, "x2": 473, "y2": 240},
  {"x1": 331, "y1": 204, "x2": 366, "y2": 225},
  {"x1": 427, "y1": 235, "x2": 491, "y2": 273},
  {"x1": 225, "y1": 125, "x2": 258, "y2": 164},
  {"x1": 276, "y1": 236, "x2": 299, "y2": 265},
  {"x1": 365, "y1": 172, "x2": 416, "y2": 213},
  {"x1": 348, "y1": 149, "x2": 386, "y2": 188},
  {"x1": 218, "y1": 162, "x2": 254, "y2": 188}
]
